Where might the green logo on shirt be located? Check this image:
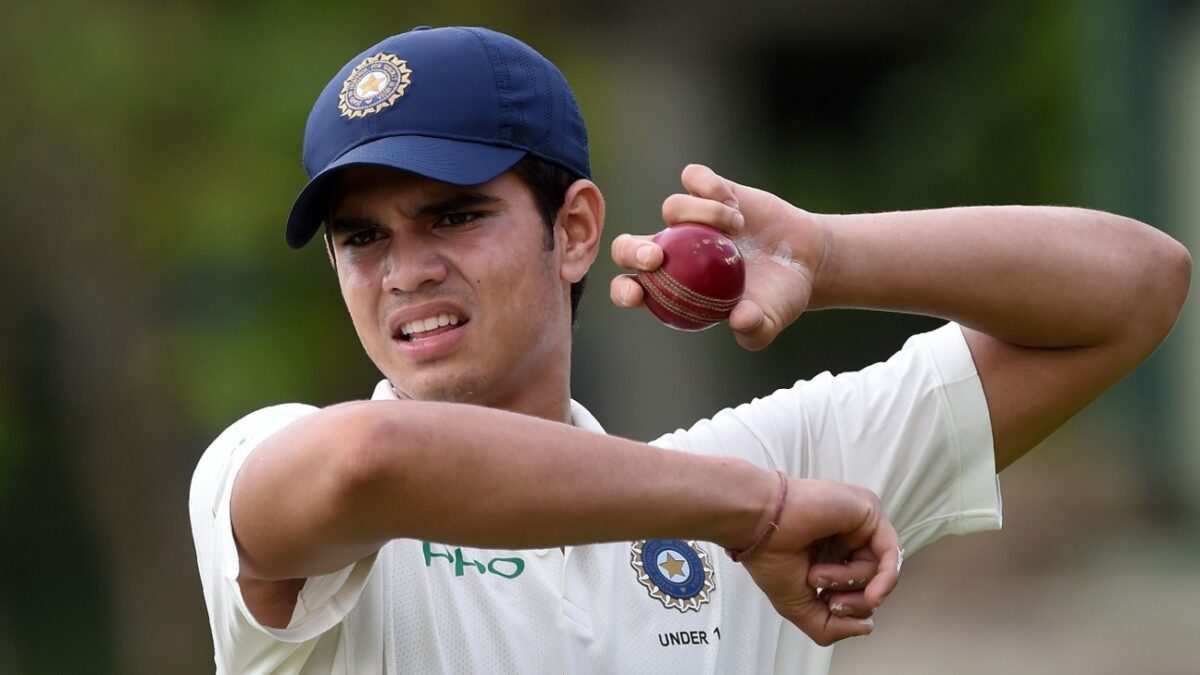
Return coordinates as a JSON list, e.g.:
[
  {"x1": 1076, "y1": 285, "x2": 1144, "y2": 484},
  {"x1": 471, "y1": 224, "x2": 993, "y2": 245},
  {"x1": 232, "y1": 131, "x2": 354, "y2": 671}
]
[{"x1": 422, "y1": 542, "x2": 525, "y2": 579}]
